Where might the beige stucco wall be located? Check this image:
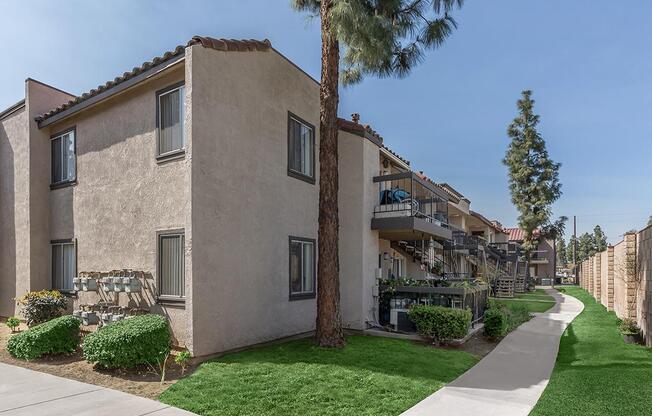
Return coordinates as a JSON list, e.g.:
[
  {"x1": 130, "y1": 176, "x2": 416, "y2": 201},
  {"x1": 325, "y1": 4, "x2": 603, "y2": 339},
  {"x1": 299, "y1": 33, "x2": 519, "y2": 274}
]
[
  {"x1": 338, "y1": 130, "x2": 381, "y2": 330},
  {"x1": 0, "y1": 106, "x2": 28, "y2": 316},
  {"x1": 636, "y1": 227, "x2": 652, "y2": 346},
  {"x1": 613, "y1": 239, "x2": 631, "y2": 318},
  {"x1": 592, "y1": 252, "x2": 601, "y2": 301},
  {"x1": 188, "y1": 45, "x2": 320, "y2": 356},
  {"x1": 599, "y1": 247, "x2": 614, "y2": 310},
  {"x1": 44, "y1": 65, "x2": 193, "y2": 349}
]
